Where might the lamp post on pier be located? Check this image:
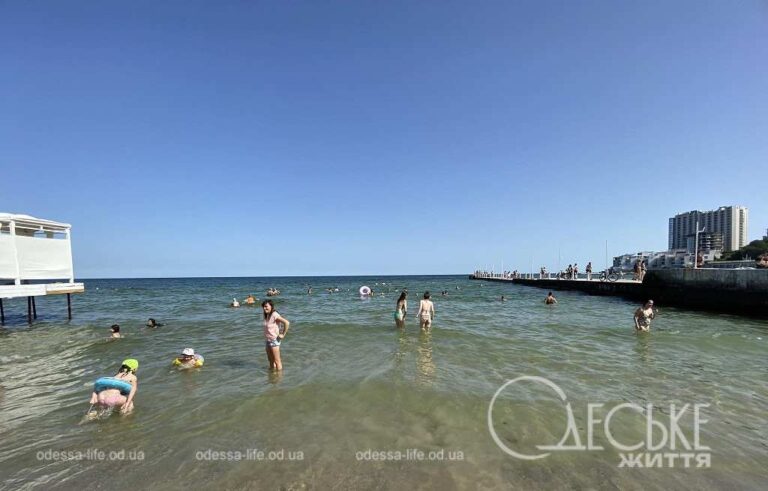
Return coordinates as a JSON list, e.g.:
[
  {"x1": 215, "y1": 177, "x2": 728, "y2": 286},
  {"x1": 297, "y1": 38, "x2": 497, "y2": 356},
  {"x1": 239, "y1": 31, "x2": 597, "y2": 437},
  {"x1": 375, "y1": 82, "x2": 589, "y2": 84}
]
[{"x1": 694, "y1": 220, "x2": 706, "y2": 269}]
